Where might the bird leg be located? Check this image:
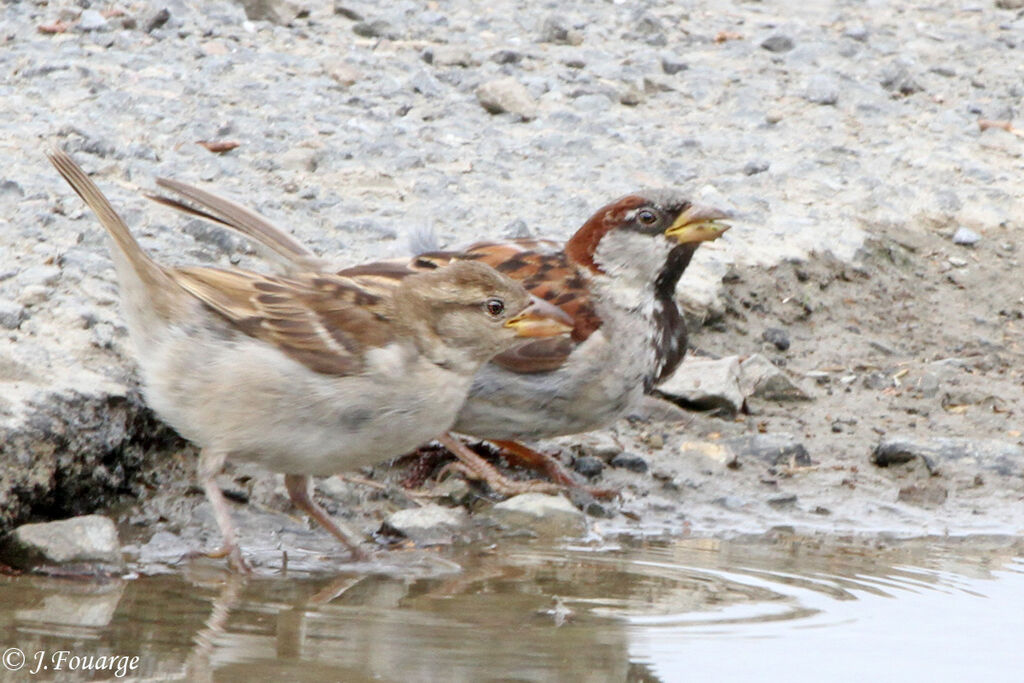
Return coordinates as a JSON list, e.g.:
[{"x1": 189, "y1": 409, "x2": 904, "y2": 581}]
[
  {"x1": 437, "y1": 433, "x2": 565, "y2": 497},
  {"x1": 283, "y1": 474, "x2": 370, "y2": 561},
  {"x1": 491, "y1": 440, "x2": 618, "y2": 500},
  {"x1": 197, "y1": 448, "x2": 252, "y2": 574}
]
